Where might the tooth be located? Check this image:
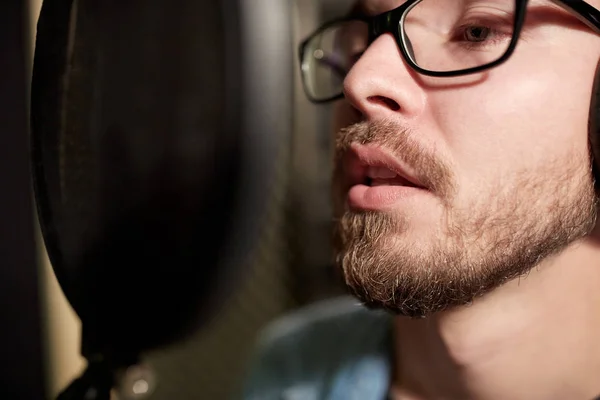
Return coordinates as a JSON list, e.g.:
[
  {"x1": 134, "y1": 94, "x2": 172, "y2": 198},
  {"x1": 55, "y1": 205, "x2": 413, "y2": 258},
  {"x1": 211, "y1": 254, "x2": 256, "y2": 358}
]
[
  {"x1": 367, "y1": 167, "x2": 377, "y2": 179},
  {"x1": 379, "y1": 168, "x2": 397, "y2": 179},
  {"x1": 368, "y1": 166, "x2": 397, "y2": 179}
]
